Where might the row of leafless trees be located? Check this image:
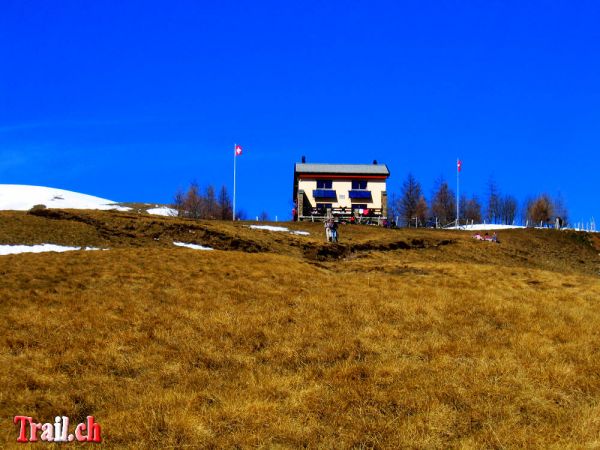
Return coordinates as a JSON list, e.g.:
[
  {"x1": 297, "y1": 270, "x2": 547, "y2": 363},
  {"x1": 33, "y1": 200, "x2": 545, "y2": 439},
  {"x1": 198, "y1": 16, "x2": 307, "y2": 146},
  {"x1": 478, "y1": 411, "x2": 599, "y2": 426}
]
[
  {"x1": 173, "y1": 182, "x2": 275, "y2": 221},
  {"x1": 173, "y1": 182, "x2": 234, "y2": 220},
  {"x1": 391, "y1": 174, "x2": 568, "y2": 227},
  {"x1": 524, "y1": 194, "x2": 568, "y2": 227}
]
